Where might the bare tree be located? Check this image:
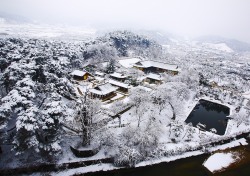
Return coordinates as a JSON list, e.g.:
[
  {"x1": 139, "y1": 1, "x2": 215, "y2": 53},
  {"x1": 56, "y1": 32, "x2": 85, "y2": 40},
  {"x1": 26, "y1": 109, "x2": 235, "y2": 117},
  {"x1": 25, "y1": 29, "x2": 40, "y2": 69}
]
[
  {"x1": 129, "y1": 88, "x2": 149, "y2": 127},
  {"x1": 77, "y1": 92, "x2": 101, "y2": 146}
]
